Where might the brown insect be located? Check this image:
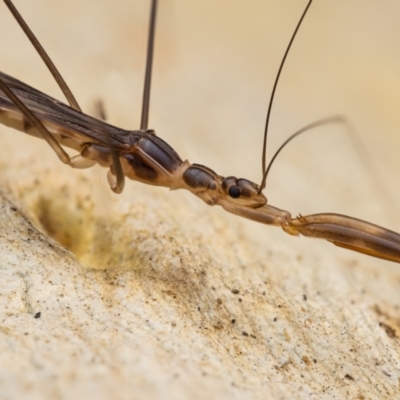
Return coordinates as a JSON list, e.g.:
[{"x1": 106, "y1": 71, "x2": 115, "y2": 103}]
[{"x1": 1, "y1": 0, "x2": 400, "y2": 263}]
